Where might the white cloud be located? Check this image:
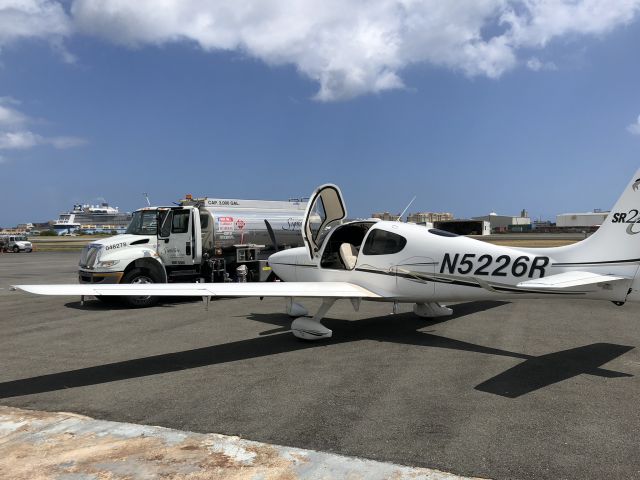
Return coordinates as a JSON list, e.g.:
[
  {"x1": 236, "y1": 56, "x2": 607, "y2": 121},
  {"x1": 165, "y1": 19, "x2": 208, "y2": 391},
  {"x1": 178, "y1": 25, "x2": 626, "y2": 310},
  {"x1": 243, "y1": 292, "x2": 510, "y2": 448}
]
[
  {"x1": 48, "y1": 135, "x2": 87, "y2": 148},
  {"x1": 502, "y1": 0, "x2": 640, "y2": 48},
  {"x1": 0, "y1": 0, "x2": 72, "y2": 46},
  {"x1": 69, "y1": 0, "x2": 640, "y2": 100},
  {"x1": 0, "y1": 97, "x2": 28, "y2": 126},
  {"x1": 0, "y1": 97, "x2": 87, "y2": 161},
  {"x1": 628, "y1": 115, "x2": 640, "y2": 135},
  {"x1": 0, "y1": 130, "x2": 40, "y2": 149},
  {"x1": 0, "y1": 129, "x2": 87, "y2": 150},
  {"x1": 526, "y1": 57, "x2": 557, "y2": 71},
  {"x1": 2, "y1": 1, "x2": 640, "y2": 100}
]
